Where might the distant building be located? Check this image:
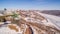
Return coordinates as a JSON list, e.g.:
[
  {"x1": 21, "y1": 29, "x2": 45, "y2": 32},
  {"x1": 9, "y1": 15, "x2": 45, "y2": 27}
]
[{"x1": 4, "y1": 8, "x2": 7, "y2": 11}]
